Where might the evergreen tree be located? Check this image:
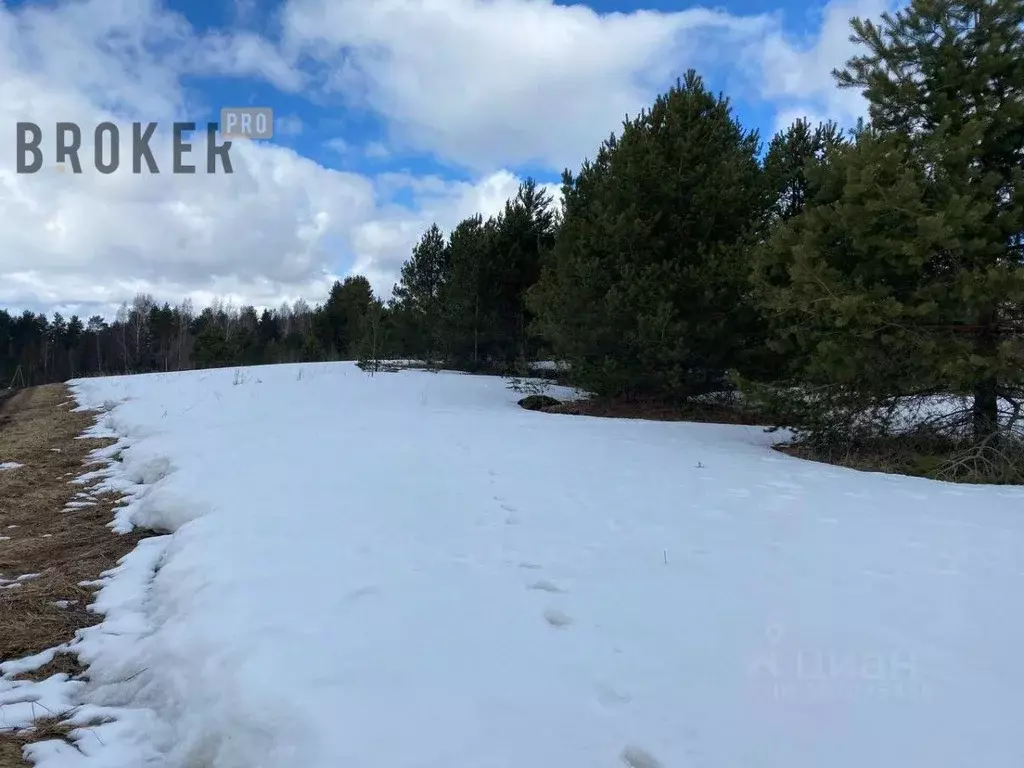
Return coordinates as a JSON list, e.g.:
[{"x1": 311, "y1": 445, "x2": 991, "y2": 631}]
[
  {"x1": 257, "y1": 309, "x2": 281, "y2": 363},
  {"x1": 750, "y1": 0, "x2": 1024, "y2": 462},
  {"x1": 833, "y1": 0, "x2": 1024, "y2": 442},
  {"x1": 315, "y1": 276, "x2": 376, "y2": 359},
  {"x1": 763, "y1": 118, "x2": 846, "y2": 225},
  {"x1": 488, "y1": 179, "x2": 558, "y2": 370},
  {"x1": 751, "y1": 129, "x2": 951, "y2": 433},
  {"x1": 192, "y1": 324, "x2": 237, "y2": 368},
  {"x1": 741, "y1": 118, "x2": 849, "y2": 383},
  {"x1": 529, "y1": 70, "x2": 766, "y2": 399},
  {"x1": 391, "y1": 224, "x2": 451, "y2": 361},
  {"x1": 441, "y1": 214, "x2": 495, "y2": 368}
]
